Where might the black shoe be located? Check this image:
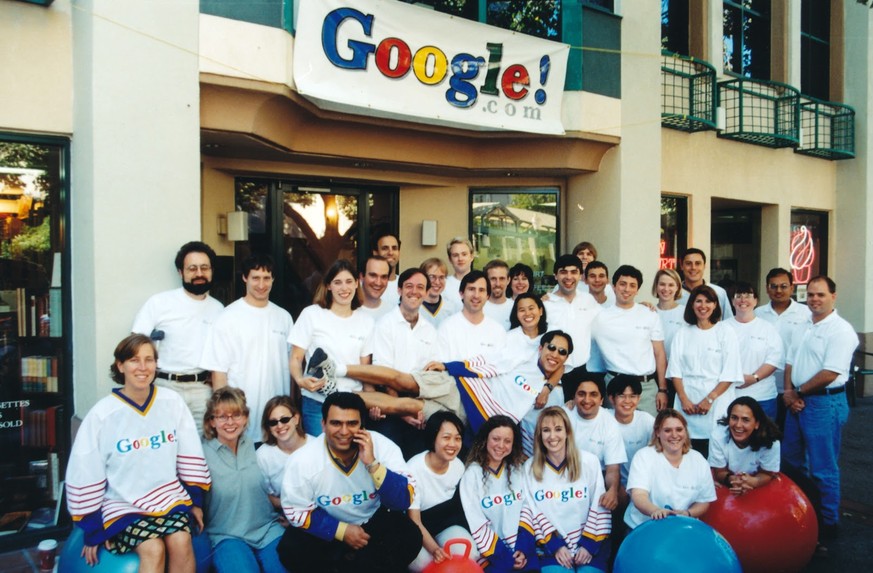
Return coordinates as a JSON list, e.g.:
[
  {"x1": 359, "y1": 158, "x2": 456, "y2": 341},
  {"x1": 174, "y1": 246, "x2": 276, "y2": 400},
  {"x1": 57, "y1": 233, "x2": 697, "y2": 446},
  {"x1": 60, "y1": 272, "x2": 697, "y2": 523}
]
[{"x1": 307, "y1": 347, "x2": 328, "y2": 379}]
